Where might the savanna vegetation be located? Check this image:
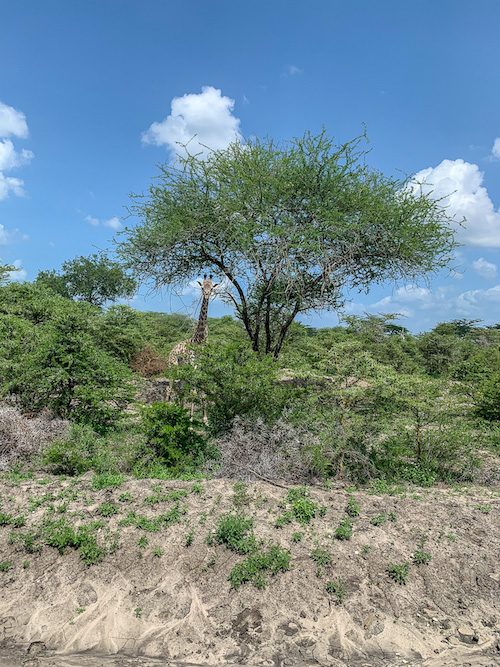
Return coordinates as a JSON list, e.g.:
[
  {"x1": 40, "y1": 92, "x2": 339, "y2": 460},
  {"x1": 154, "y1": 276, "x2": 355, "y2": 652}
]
[{"x1": 0, "y1": 131, "x2": 498, "y2": 490}]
